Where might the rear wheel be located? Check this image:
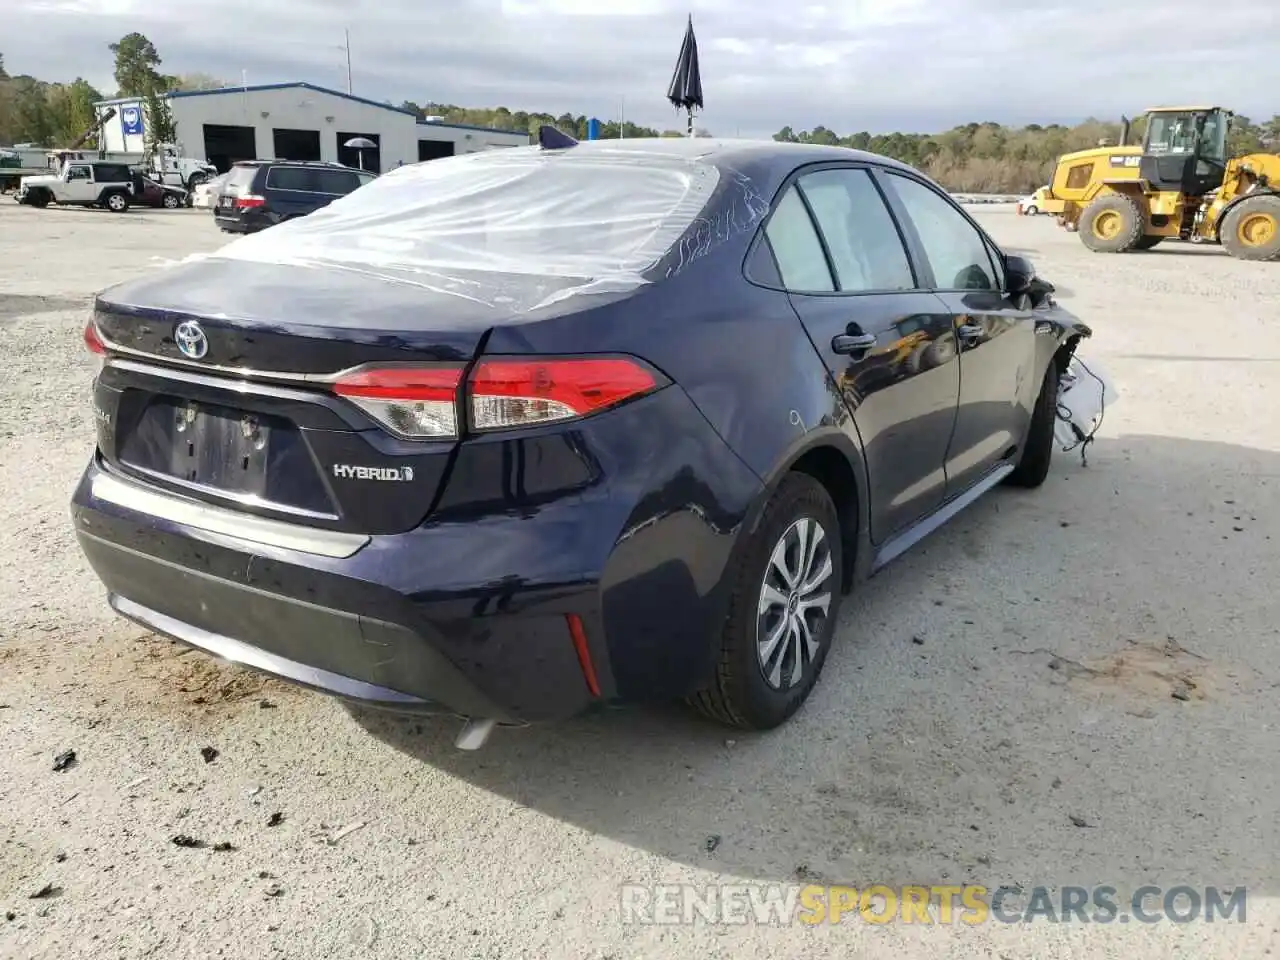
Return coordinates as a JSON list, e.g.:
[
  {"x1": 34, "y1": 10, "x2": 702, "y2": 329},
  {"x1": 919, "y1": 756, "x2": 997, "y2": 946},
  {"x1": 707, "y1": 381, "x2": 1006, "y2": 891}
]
[
  {"x1": 162, "y1": 192, "x2": 181, "y2": 209},
  {"x1": 691, "y1": 473, "x2": 843, "y2": 730},
  {"x1": 1220, "y1": 195, "x2": 1280, "y2": 262},
  {"x1": 1005, "y1": 360, "x2": 1060, "y2": 489},
  {"x1": 1079, "y1": 194, "x2": 1145, "y2": 253},
  {"x1": 103, "y1": 191, "x2": 129, "y2": 213},
  {"x1": 1025, "y1": 204, "x2": 1039, "y2": 216}
]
